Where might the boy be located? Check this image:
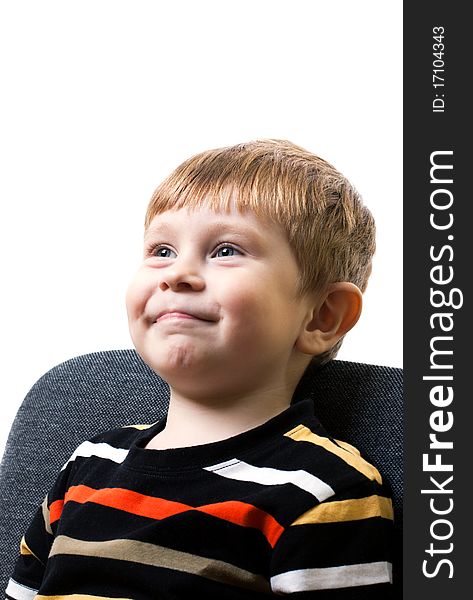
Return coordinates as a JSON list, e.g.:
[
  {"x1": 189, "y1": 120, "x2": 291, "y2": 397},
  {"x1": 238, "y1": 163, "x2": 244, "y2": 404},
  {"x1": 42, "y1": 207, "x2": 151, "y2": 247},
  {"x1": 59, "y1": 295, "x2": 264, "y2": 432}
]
[{"x1": 7, "y1": 140, "x2": 394, "y2": 598}]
